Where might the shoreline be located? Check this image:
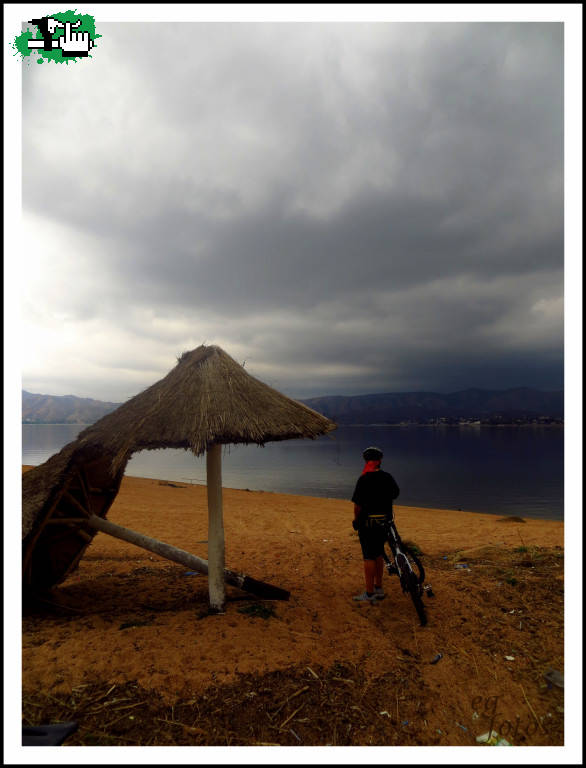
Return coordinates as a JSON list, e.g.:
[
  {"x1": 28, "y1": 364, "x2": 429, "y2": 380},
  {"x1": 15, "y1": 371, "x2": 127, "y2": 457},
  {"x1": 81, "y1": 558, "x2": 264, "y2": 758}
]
[
  {"x1": 22, "y1": 465, "x2": 564, "y2": 524},
  {"x1": 344, "y1": 422, "x2": 564, "y2": 428},
  {"x1": 22, "y1": 421, "x2": 564, "y2": 427},
  {"x1": 130, "y1": 476, "x2": 565, "y2": 523},
  {"x1": 118, "y1": 473, "x2": 564, "y2": 553}
]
